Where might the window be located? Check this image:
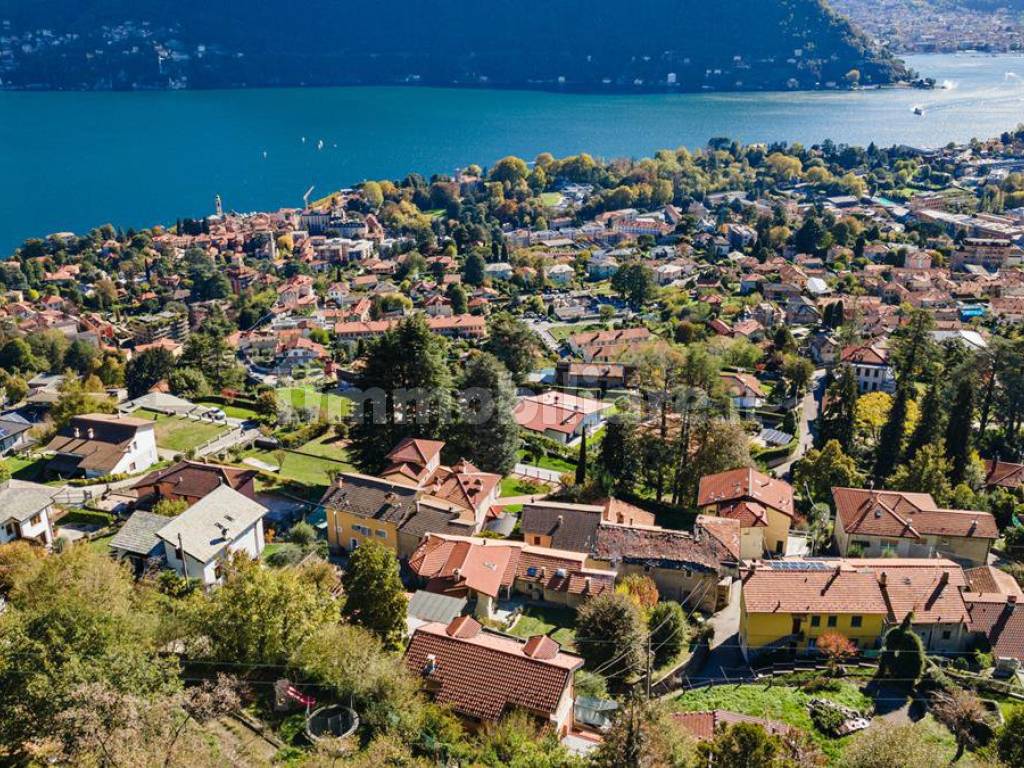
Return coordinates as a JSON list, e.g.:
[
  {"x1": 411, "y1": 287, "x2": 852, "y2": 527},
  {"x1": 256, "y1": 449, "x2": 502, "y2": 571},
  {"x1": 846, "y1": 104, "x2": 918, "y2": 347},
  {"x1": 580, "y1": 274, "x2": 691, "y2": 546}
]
[
  {"x1": 29, "y1": 514, "x2": 41, "y2": 526},
  {"x1": 851, "y1": 615, "x2": 863, "y2": 628},
  {"x1": 827, "y1": 615, "x2": 837, "y2": 628},
  {"x1": 375, "y1": 529, "x2": 387, "y2": 538},
  {"x1": 942, "y1": 630, "x2": 952, "y2": 640},
  {"x1": 350, "y1": 538, "x2": 359, "y2": 550},
  {"x1": 810, "y1": 615, "x2": 821, "y2": 628}
]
